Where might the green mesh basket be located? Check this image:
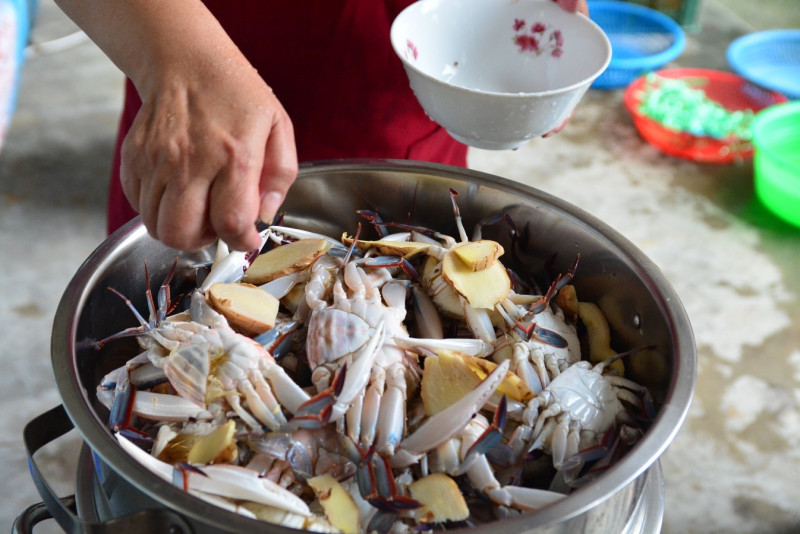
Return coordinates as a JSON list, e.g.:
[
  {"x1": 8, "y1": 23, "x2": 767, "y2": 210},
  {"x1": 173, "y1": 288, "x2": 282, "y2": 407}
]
[{"x1": 603, "y1": 0, "x2": 701, "y2": 30}]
